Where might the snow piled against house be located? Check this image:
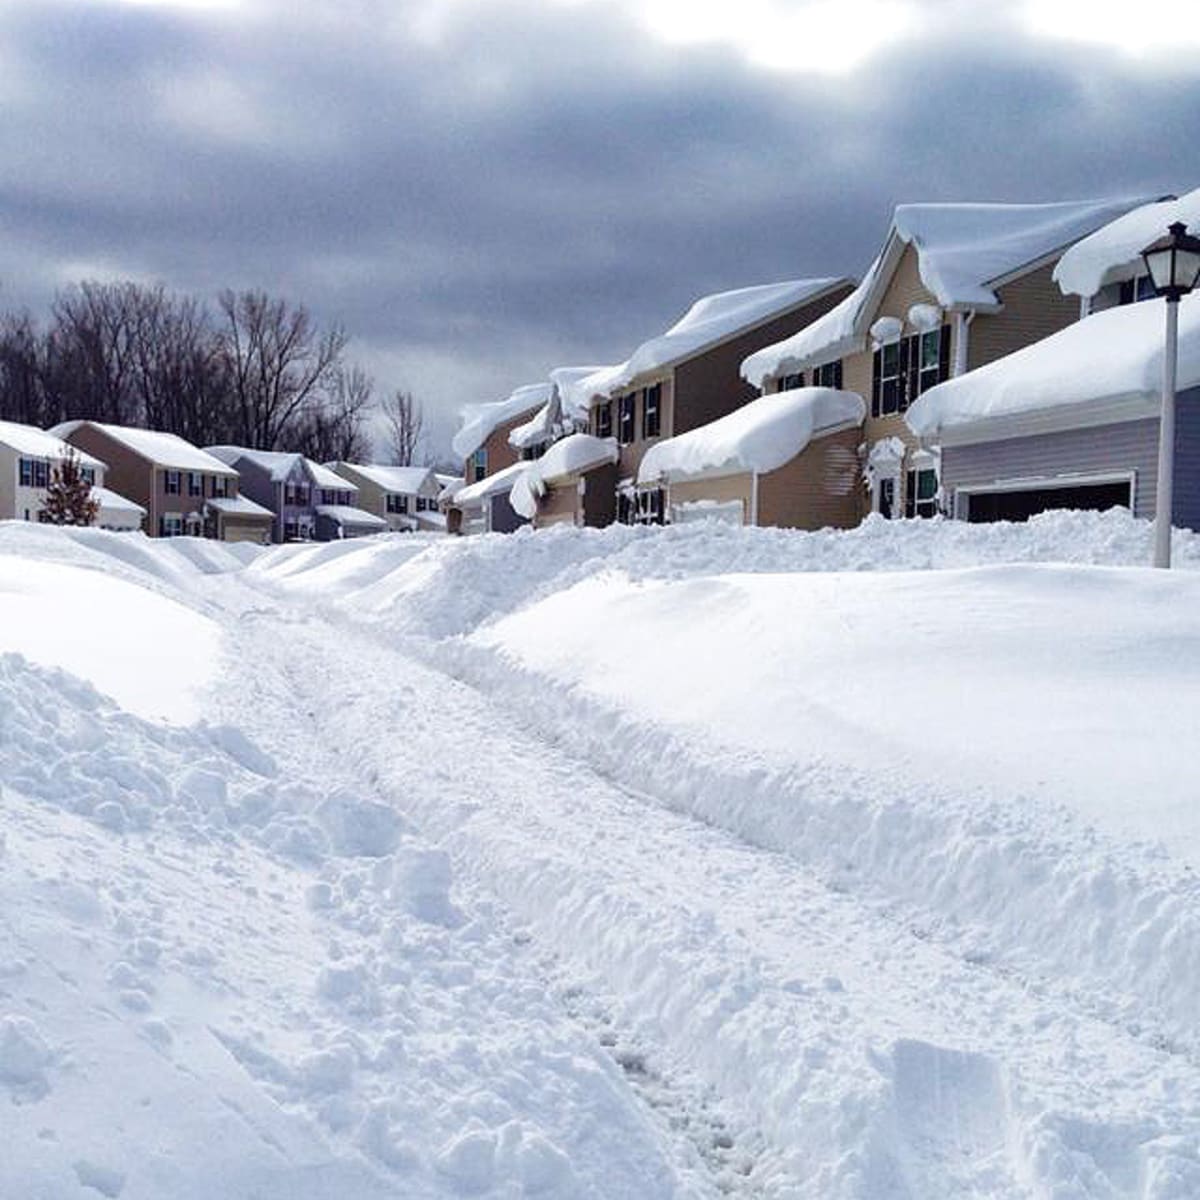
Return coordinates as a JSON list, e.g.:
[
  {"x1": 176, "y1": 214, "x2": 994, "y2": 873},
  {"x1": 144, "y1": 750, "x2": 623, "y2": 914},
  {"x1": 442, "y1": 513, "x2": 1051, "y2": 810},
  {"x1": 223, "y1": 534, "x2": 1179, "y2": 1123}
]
[
  {"x1": 8, "y1": 513, "x2": 1200, "y2": 1199},
  {"x1": 638, "y1": 387, "x2": 864, "y2": 483}
]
